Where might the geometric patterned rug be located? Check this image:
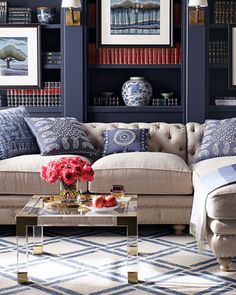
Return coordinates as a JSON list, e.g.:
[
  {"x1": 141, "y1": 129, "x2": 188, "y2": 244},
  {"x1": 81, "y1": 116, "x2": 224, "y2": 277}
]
[{"x1": 0, "y1": 225, "x2": 235, "y2": 295}]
